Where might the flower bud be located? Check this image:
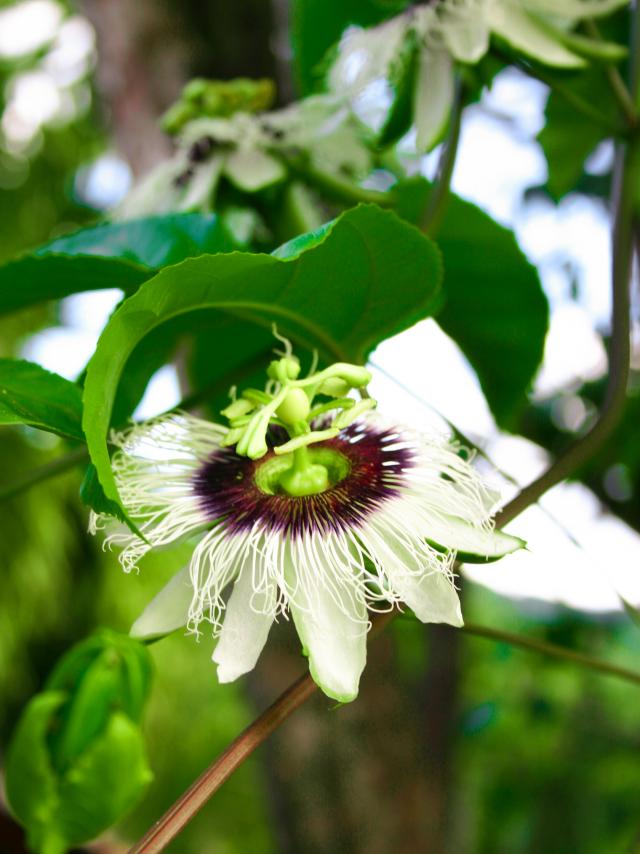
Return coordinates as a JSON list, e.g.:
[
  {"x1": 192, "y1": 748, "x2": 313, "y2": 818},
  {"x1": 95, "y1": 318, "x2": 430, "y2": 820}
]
[{"x1": 5, "y1": 631, "x2": 153, "y2": 854}]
